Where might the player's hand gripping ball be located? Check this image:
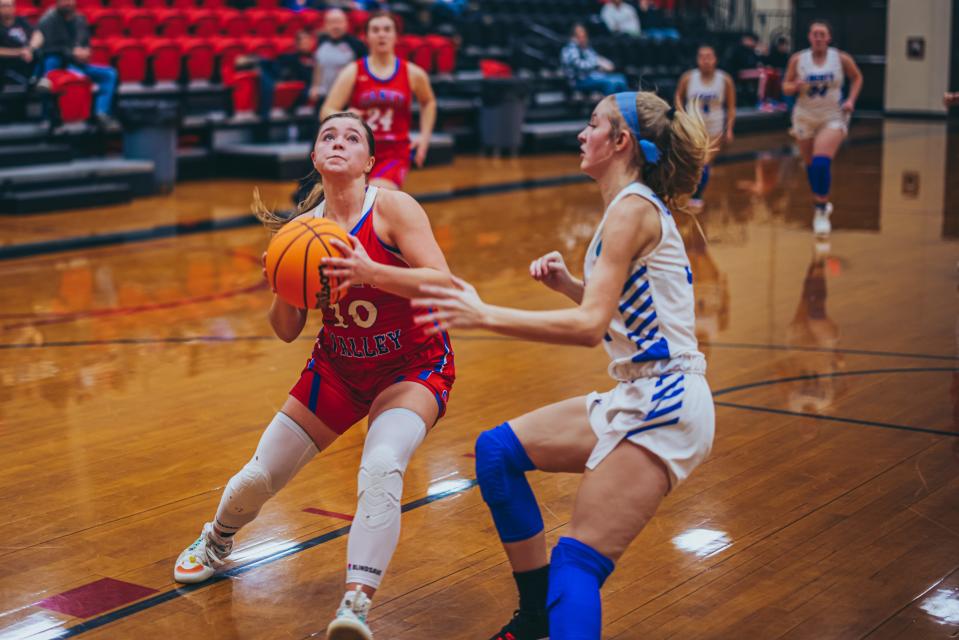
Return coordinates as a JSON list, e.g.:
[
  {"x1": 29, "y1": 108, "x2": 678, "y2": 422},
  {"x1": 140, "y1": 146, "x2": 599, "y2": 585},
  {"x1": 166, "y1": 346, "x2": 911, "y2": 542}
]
[{"x1": 265, "y1": 217, "x2": 351, "y2": 309}]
